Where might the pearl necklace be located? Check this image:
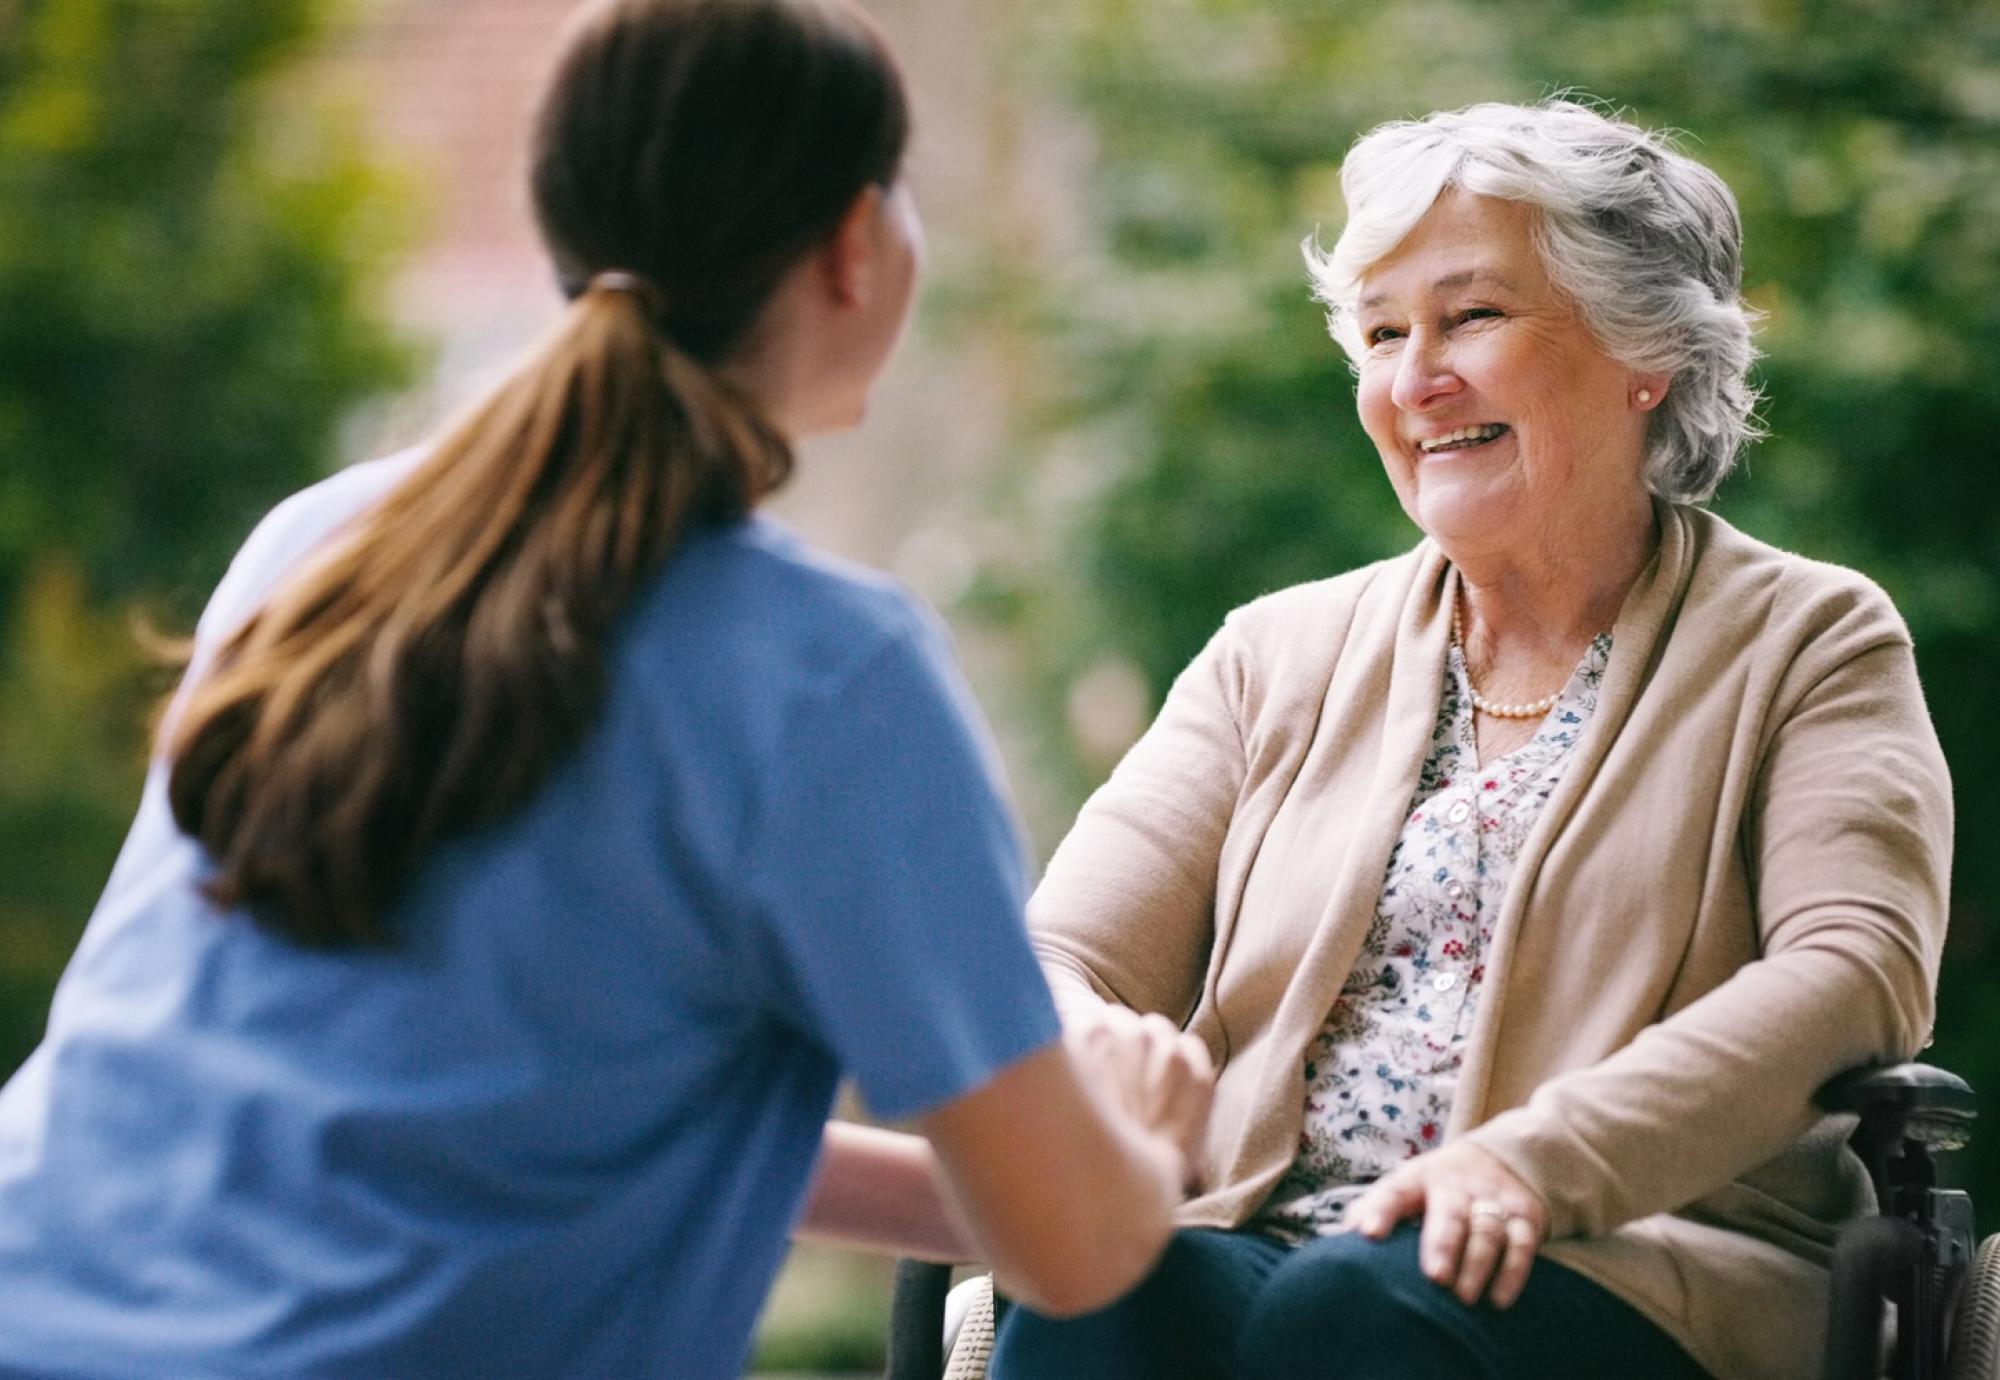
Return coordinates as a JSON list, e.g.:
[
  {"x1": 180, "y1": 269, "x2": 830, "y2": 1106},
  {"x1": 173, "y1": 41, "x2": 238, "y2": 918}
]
[{"x1": 1451, "y1": 605, "x2": 1563, "y2": 720}]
